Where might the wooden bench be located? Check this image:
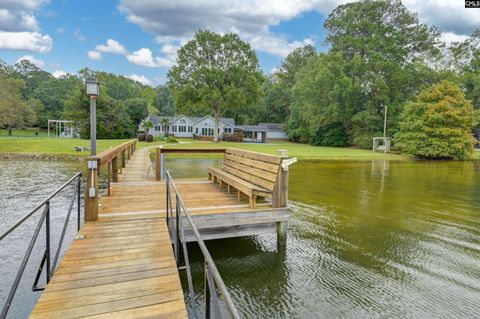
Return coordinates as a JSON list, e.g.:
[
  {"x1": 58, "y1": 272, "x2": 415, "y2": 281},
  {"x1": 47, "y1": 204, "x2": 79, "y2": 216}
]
[{"x1": 208, "y1": 148, "x2": 286, "y2": 208}]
